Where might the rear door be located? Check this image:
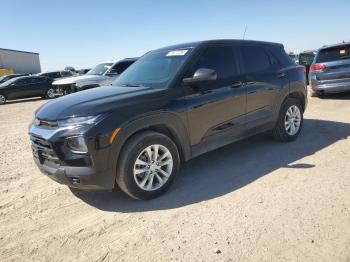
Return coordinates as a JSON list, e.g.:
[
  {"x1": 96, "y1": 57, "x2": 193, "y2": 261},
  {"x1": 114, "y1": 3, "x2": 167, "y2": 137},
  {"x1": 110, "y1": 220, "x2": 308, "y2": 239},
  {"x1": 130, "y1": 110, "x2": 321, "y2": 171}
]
[
  {"x1": 30, "y1": 77, "x2": 51, "y2": 96},
  {"x1": 239, "y1": 45, "x2": 286, "y2": 131},
  {"x1": 314, "y1": 45, "x2": 350, "y2": 83}
]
